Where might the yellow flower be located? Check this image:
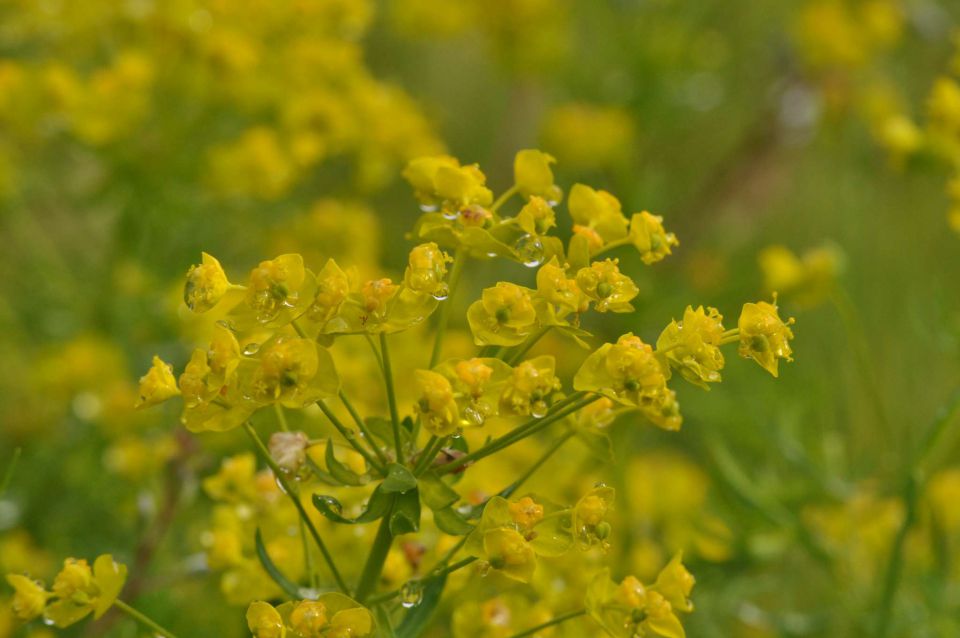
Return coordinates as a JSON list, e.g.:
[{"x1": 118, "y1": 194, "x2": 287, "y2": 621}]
[
  {"x1": 573, "y1": 486, "x2": 615, "y2": 548},
  {"x1": 245, "y1": 254, "x2": 307, "y2": 324},
  {"x1": 574, "y1": 334, "x2": 681, "y2": 431},
  {"x1": 467, "y1": 282, "x2": 538, "y2": 346},
  {"x1": 289, "y1": 600, "x2": 329, "y2": 636},
  {"x1": 652, "y1": 553, "x2": 696, "y2": 614},
  {"x1": 415, "y1": 369, "x2": 460, "y2": 436},
  {"x1": 5, "y1": 574, "x2": 49, "y2": 621},
  {"x1": 246, "y1": 337, "x2": 338, "y2": 407},
  {"x1": 515, "y1": 195, "x2": 557, "y2": 236},
  {"x1": 575, "y1": 259, "x2": 639, "y2": 313},
  {"x1": 203, "y1": 453, "x2": 259, "y2": 504},
  {"x1": 568, "y1": 183, "x2": 629, "y2": 245},
  {"x1": 247, "y1": 601, "x2": 286, "y2": 638},
  {"x1": 43, "y1": 555, "x2": 127, "y2": 627},
  {"x1": 656, "y1": 306, "x2": 725, "y2": 389},
  {"x1": 482, "y1": 528, "x2": 536, "y2": 583},
  {"x1": 135, "y1": 355, "x2": 180, "y2": 408},
  {"x1": 184, "y1": 252, "x2": 231, "y2": 312},
  {"x1": 629, "y1": 212, "x2": 678, "y2": 265},
  {"x1": 307, "y1": 259, "x2": 351, "y2": 324},
  {"x1": 499, "y1": 356, "x2": 561, "y2": 417},
  {"x1": 737, "y1": 299, "x2": 795, "y2": 377},
  {"x1": 586, "y1": 565, "x2": 691, "y2": 638},
  {"x1": 508, "y1": 496, "x2": 544, "y2": 530},
  {"x1": 513, "y1": 149, "x2": 562, "y2": 204},
  {"x1": 361, "y1": 278, "x2": 398, "y2": 315},
  {"x1": 404, "y1": 242, "x2": 452, "y2": 297},
  {"x1": 535, "y1": 257, "x2": 584, "y2": 316},
  {"x1": 403, "y1": 155, "x2": 493, "y2": 212}
]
